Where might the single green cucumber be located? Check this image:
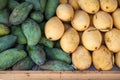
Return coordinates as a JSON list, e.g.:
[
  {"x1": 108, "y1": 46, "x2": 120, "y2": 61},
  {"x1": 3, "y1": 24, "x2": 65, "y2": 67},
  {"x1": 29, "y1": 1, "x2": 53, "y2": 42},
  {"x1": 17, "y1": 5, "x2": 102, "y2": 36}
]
[
  {"x1": 9, "y1": 2, "x2": 33, "y2": 25},
  {"x1": 39, "y1": 0, "x2": 47, "y2": 13},
  {"x1": 0, "y1": 48, "x2": 27, "y2": 70},
  {"x1": 27, "y1": 45, "x2": 46, "y2": 65},
  {"x1": 12, "y1": 57, "x2": 35, "y2": 70},
  {"x1": 45, "y1": 0, "x2": 59, "y2": 20},
  {"x1": 0, "y1": 35, "x2": 17, "y2": 52},
  {"x1": 39, "y1": 60, "x2": 74, "y2": 71},
  {"x1": 22, "y1": 19, "x2": 41, "y2": 46},
  {"x1": 44, "y1": 47, "x2": 71, "y2": 64}
]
